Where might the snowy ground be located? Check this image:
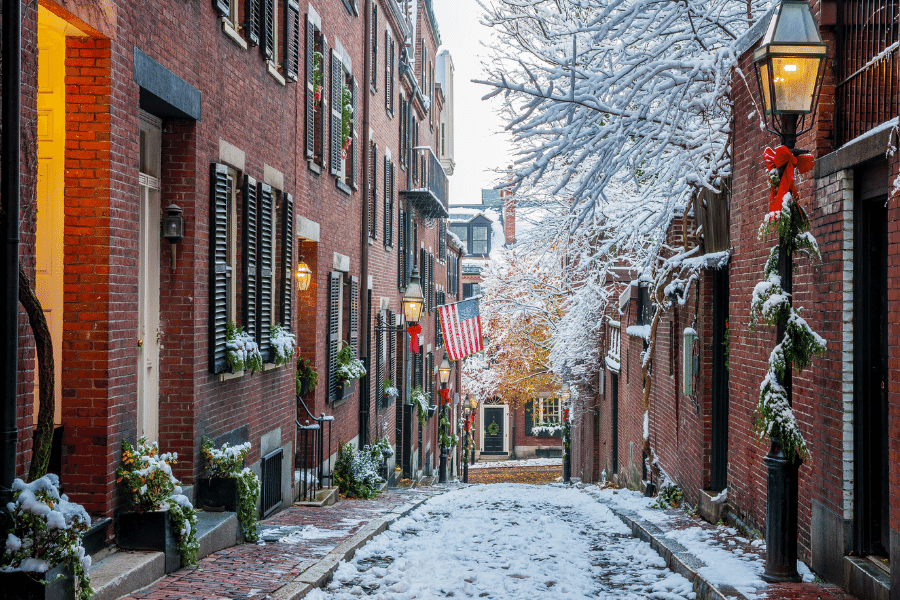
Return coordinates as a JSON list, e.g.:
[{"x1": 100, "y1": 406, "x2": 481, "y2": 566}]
[
  {"x1": 469, "y1": 457, "x2": 562, "y2": 469},
  {"x1": 307, "y1": 483, "x2": 697, "y2": 599}
]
